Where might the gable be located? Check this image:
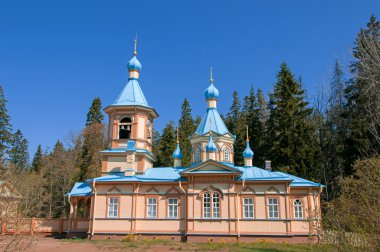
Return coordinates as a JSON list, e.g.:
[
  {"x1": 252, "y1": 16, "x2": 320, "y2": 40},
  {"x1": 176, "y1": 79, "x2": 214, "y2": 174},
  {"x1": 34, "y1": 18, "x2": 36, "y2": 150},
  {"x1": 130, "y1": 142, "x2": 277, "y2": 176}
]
[{"x1": 181, "y1": 160, "x2": 242, "y2": 175}]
